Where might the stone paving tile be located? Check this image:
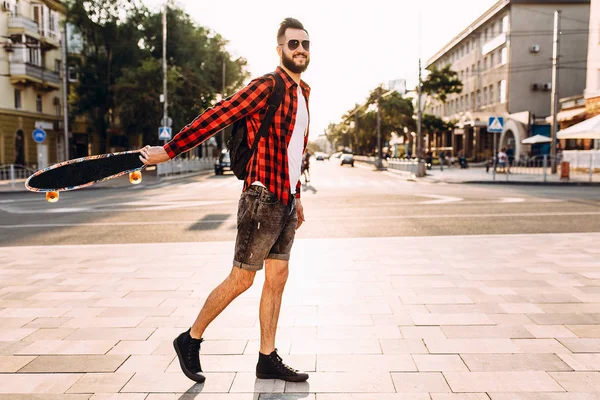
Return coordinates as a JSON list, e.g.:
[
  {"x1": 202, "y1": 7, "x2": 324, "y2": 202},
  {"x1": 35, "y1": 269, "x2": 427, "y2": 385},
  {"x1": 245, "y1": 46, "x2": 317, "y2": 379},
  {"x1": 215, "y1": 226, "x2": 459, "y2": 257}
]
[
  {"x1": 22, "y1": 328, "x2": 76, "y2": 342},
  {"x1": 229, "y1": 373, "x2": 285, "y2": 393},
  {"x1": 558, "y1": 338, "x2": 600, "y2": 353},
  {"x1": 0, "y1": 356, "x2": 35, "y2": 372},
  {"x1": 565, "y1": 325, "x2": 600, "y2": 338},
  {"x1": 523, "y1": 325, "x2": 578, "y2": 339},
  {"x1": 431, "y1": 395, "x2": 490, "y2": 400},
  {"x1": 16, "y1": 340, "x2": 118, "y2": 355},
  {"x1": 290, "y1": 339, "x2": 381, "y2": 355},
  {"x1": 443, "y1": 371, "x2": 565, "y2": 392},
  {"x1": 400, "y1": 326, "x2": 446, "y2": 339},
  {"x1": 0, "y1": 373, "x2": 83, "y2": 393},
  {"x1": 318, "y1": 395, "x2": 429, "y2": 400},
  {"x1": 548, "y1": 371, "x2": 600, "y2": 391},
  {"x1": 20, "y1": 355, "x2": 128, "y2": 373},
  {"x1": 121, "y1": 372, "x2": 235, "y2": 393},
  {"x1": 460, "y1": 353, "x2": 572, "y2": 372},
  {"x1": 425, "y1": 338, "x2": 522, "y2": 354},
  {"x1": 316, "y1": 326, "x2": 401, "y2": 340},
  {"x1": 66, "y1": 372, "x2": 134, "y2": 394},
  {"x1": 390, "y1": 372, "x2": 451, "y2": 393},
  {"x1": 441, "y1": 325, "x2": 533, "y2": 339},
  {"x1": 65, "y1": 328, "x2": 155, "y2": 341},
  {"x1": 0, "y1": 395, "x2": 91, "y2": 400},
  {"x1": 89, "y1": 394, "x2": 147, "y2": 400},
  {"x1": 316, "y1": 354, "x2": 415, "y2": 372},
  {"x1": 411, "y1": 355, "x2": 469, "y2": 371},
  {"x1": 512, "y1": 339, "x2": 572, "y2": 353},
  {"x1": 411, "y1": 313, "x2": 495, "y2": 326},
  {"x1": 106, "y1": 340, "x2": 161, "y2": 355},
  {"x1": 285, "y1": 372, "x2": 395, "y2": 393},
  {"x1": 116, "y1": 355, "x2": 175, "y2": 373},
  {"x1": 379, "y1": 339, "x2": 428, "y2": 354},
  {"x1": 489, "y1": 394, "x2": 600, "y2": 400},
  {"x1": 557, "y1": 353, "x2": 600, "y2": 371}
]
